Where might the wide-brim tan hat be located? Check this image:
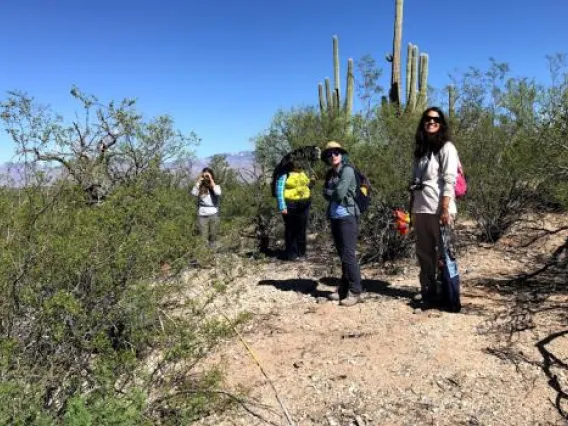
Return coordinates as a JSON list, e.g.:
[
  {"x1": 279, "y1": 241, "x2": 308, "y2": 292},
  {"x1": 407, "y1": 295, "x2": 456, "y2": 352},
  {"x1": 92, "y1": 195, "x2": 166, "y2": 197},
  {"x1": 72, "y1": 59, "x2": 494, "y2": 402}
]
[{"x1": 321, "y1": 141, "x2": 347, "y2": 158}]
